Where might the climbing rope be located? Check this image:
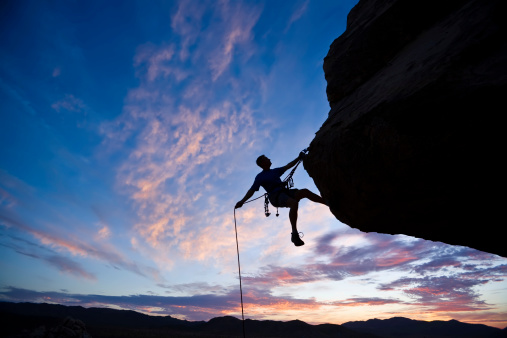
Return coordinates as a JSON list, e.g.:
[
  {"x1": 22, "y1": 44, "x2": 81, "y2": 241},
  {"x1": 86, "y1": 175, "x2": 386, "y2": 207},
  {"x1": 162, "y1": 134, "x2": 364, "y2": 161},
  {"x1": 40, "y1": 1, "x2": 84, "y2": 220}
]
[
  {"x1": 233, "y1": 208, "x2": 246, "y2": 338},
  {"x1": 233, "y1": 192, "x2": 271, "y2": 338}
]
